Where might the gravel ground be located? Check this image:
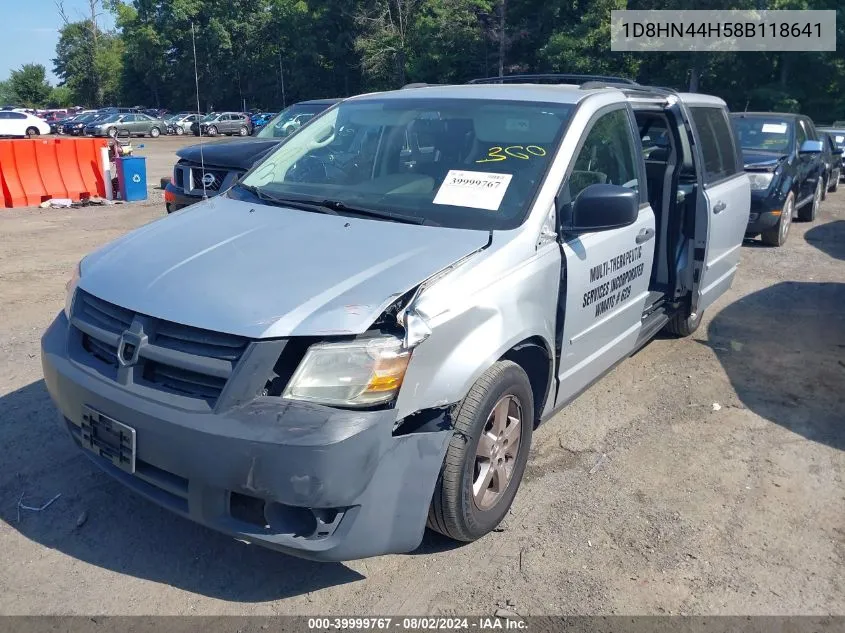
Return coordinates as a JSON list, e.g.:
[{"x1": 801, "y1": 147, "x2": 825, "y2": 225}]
[{"x1": 0, "y1": 169, "x2": 842, "y2": 616}]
